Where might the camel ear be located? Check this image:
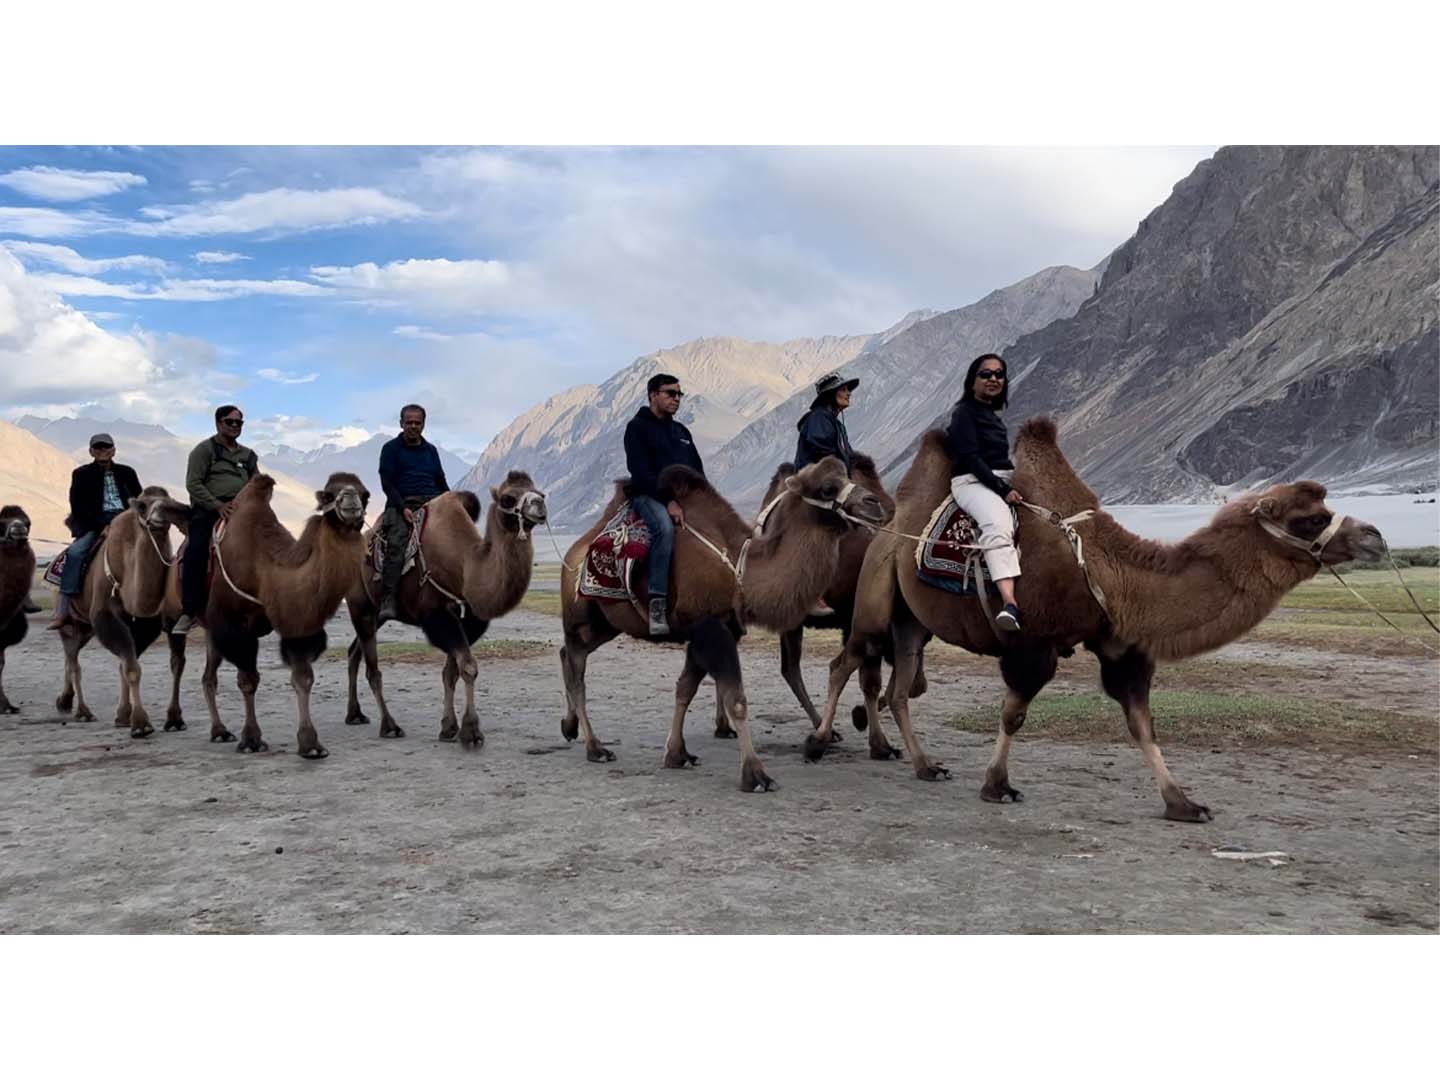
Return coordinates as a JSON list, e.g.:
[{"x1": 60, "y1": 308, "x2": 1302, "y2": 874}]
[
  {"x1": 490, "y1": 486, "x2": 501, "y2": 502},
  {"x1": 127, "y1": 496, "x2": 142, "y2": 510},
  {"x1": 1255, "y1": 496, "x2": 1279, "y2": 520},
  {"x1": 783, "y1": 476, "x2": 802, "y2": 494}
]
